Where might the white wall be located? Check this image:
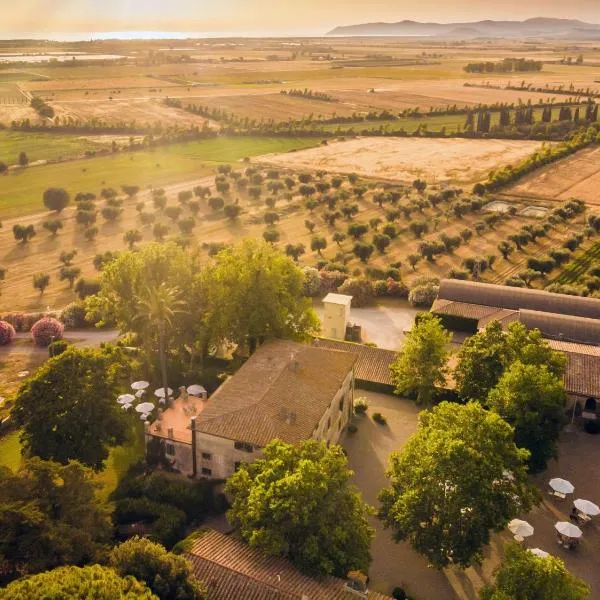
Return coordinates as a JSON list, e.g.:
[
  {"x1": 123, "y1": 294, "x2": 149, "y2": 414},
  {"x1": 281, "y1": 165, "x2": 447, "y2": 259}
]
[
  {"x1": 313, "y1": 370, "x2": 355, "y2": 445},
  {"x1": 322, "y1": 302, "x2": 350, "y2": 340}
]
